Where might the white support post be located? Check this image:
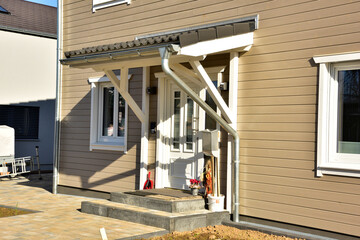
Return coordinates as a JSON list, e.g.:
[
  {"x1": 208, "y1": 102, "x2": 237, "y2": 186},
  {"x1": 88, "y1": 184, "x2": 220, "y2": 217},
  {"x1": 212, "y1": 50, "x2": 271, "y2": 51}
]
[
  {"x1": 227, "y1": 52, "x2": 239, "y2": 212},
  {"x1": 190, "y1": 61, "x2": 232, "y2": 123},
  {"x1": 104, "y1": 69, "x2": 146, "y2": 123},
  {"x1": 139, "y1": 67, "x2": 150, "y2": 189}
]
